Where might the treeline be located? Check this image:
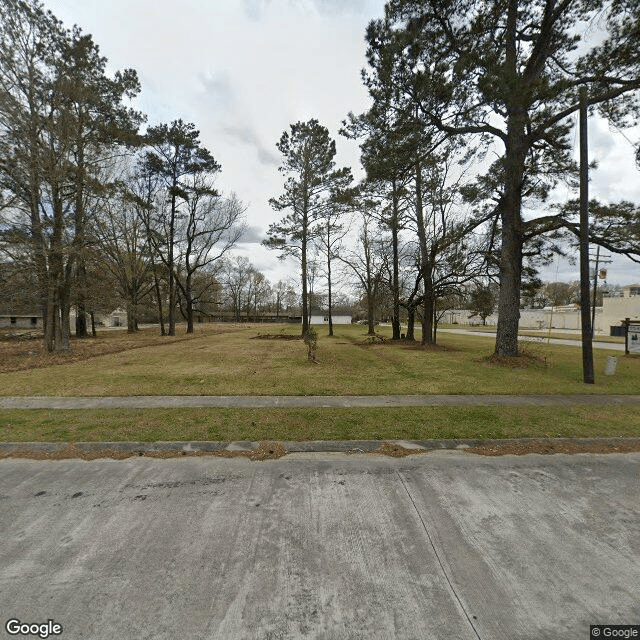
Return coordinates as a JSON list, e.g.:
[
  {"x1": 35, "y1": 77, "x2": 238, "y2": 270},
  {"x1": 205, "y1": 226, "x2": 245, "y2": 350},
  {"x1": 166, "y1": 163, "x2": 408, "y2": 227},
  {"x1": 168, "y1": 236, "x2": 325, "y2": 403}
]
[
  {"x1": 265, "y1": 1, "x2": 640, "y2": 354},
  {"x1": 0, "y1": 1, "x2": 246, "y2": 350},
  {"x1": 4, "y1": 1, "x2": 640, "y2": 358}
]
